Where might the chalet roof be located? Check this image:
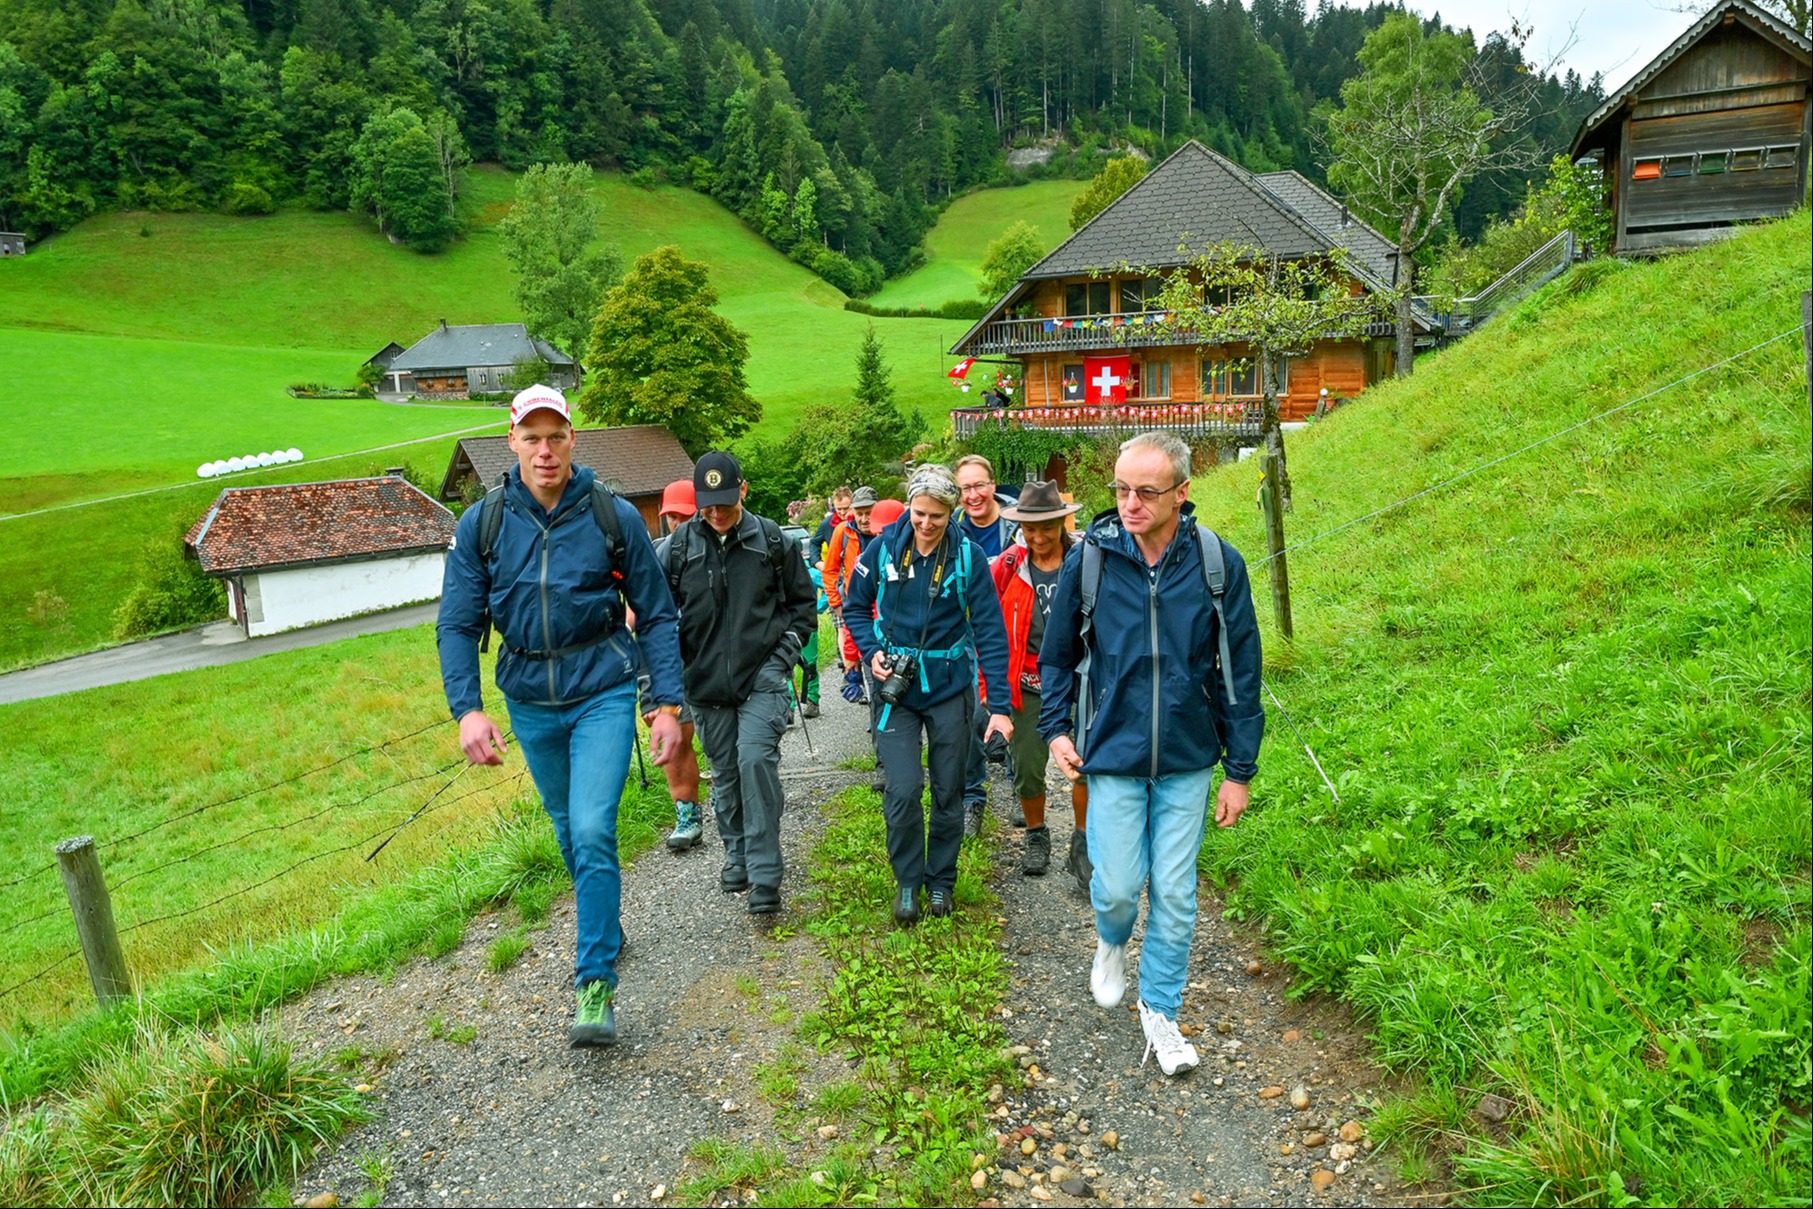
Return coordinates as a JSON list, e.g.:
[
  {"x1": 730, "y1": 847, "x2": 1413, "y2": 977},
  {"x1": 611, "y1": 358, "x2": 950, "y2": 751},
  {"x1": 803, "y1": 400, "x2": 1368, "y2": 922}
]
[
  {"x1": 439, "y1": 426, "x2": 695, "y2": 501},
  {"x1": 365, "y1": 341, "x2": 406, "y2": 370},
  {"x1": 1021, "y1": 142, "x2": 1335, "y2": 280},
  {"x1": 186, "y1": 477, "x2": 456, "y2": 575},
  {"x1": 1253, "y1": 171, "x2": 1399, "y2": 285},
  {"x1": 1570, "y1": 0, "x2": 1812, "y2": 157},
  {"x1": 390, "y1": 322, "x2": 575, "y2": 374}
]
